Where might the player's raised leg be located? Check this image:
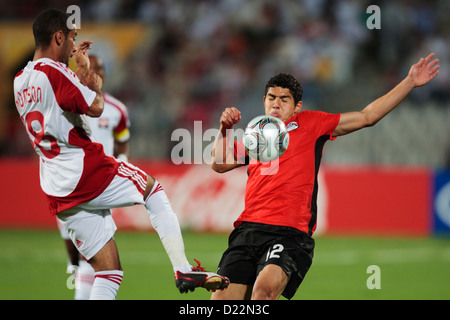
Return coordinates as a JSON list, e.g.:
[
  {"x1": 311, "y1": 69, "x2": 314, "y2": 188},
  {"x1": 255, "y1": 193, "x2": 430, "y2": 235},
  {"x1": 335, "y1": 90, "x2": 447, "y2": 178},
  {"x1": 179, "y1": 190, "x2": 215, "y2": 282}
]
[
  {"x1": 144, "y1": 175, "x2": 230, "y2": 293},
  {"x1": 144, "y1": 176, "x2": 191, "y2": 272}
]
